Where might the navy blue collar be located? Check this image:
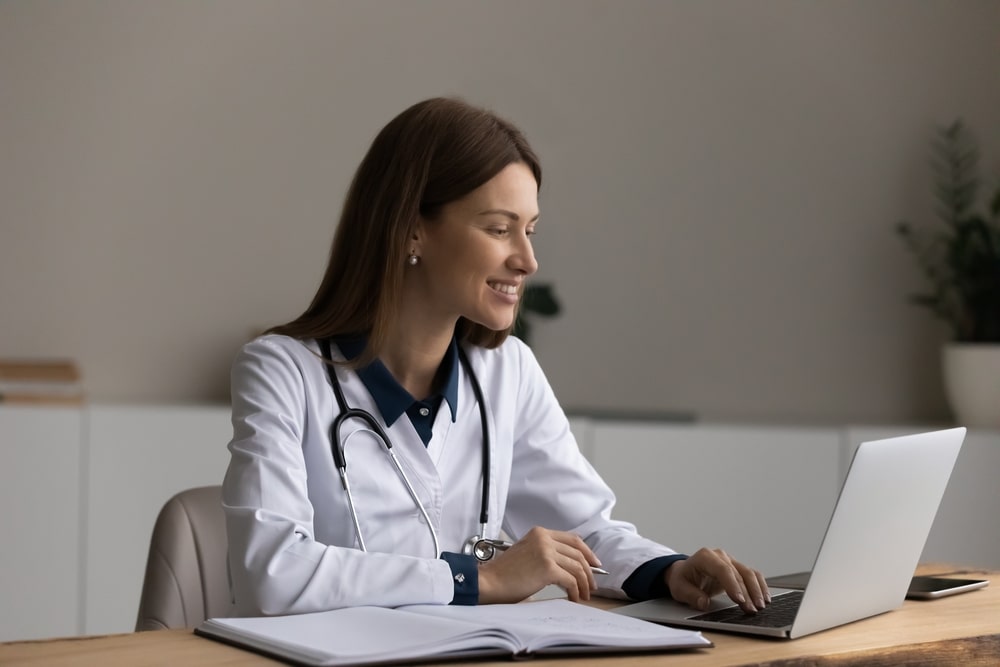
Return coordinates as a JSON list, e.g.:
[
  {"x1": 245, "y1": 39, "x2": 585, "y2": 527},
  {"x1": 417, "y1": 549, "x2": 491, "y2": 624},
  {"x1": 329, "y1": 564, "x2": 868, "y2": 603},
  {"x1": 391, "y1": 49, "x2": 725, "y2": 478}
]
[{"x1": 335, "y1": 335, "x2": 460, "y2": 427}]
